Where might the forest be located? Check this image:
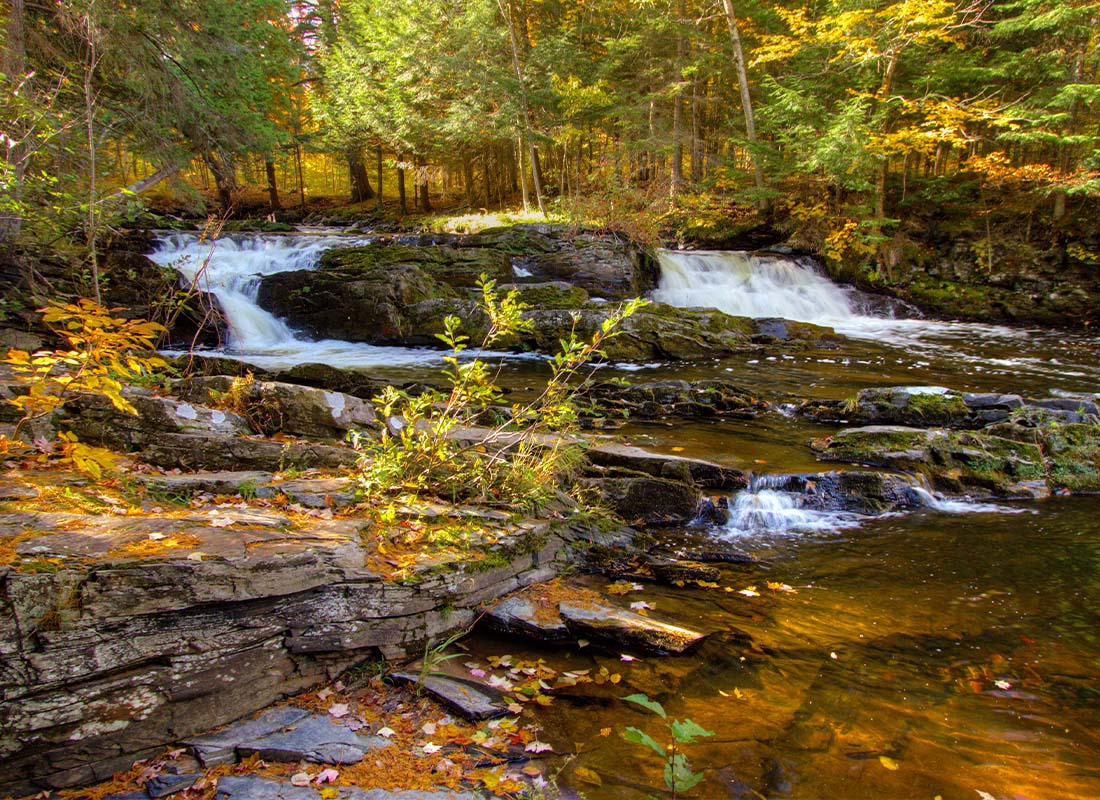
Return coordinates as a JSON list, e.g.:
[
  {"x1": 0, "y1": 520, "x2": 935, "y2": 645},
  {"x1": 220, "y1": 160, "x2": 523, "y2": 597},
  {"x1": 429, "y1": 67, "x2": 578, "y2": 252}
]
[{"x1": 3, "y1": 0, "x2": 1099, "y2": 308}]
